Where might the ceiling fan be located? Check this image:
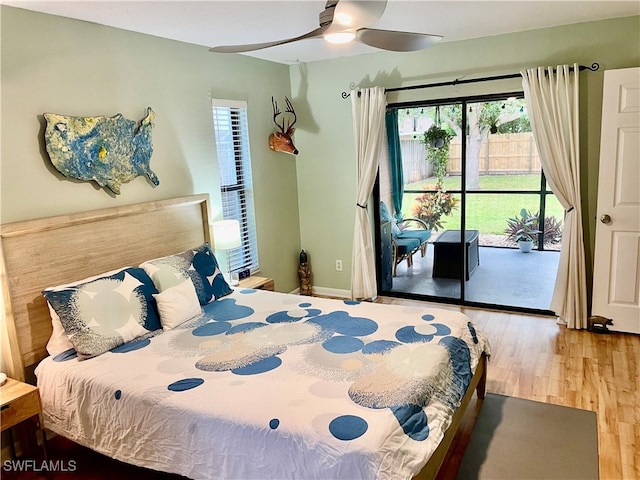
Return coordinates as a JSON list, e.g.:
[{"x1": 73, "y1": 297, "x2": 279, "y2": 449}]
[{"x1": 210, "y1": 0, "x2": 443, "y2": 54}]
